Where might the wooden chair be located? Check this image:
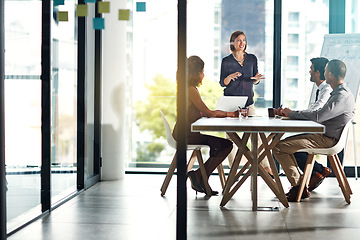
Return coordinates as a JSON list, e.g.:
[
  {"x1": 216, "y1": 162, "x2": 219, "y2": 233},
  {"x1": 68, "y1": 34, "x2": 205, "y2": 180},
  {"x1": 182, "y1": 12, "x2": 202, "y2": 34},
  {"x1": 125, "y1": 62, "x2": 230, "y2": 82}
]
[
  {"x1": 296, "y1": 120, "x2": 353, "y2": 203},
  {"x1": 159, "y1": 111, "x2": 226, "y2": 196}
]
